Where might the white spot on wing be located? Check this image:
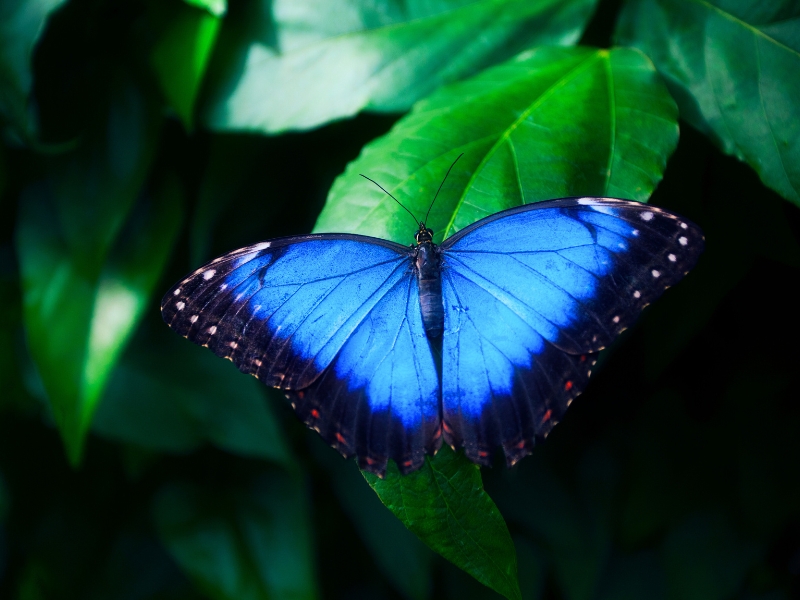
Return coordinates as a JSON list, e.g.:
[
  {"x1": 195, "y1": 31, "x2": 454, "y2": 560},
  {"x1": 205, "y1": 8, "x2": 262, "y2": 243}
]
[
  {"x1": 633, "y1": 290, "x2": 641, "y2": 298},
  {"x1": 208, "y1": 326, "x2": 217, "y2": 335},
  {"x1": 254, "y1": 359, "x2": 262, "y2": 367},
  {"x1": 176, "y1": 301, "x2": 185, "y2": 311},
  {"x1": 680, "y1": 222, "x2": 688, "y2": 229},
  {"x1": 612, "y1": 316, "x2": 620, "y2": 323},
  {"x1": 203, "y1": 269, "x2": 216, "y2": 280},
  {"x1": 652, "y1": 269, "x2": 661, "y2": 278},
  {"x1": 173, "y1": 288, "x2": 181, "y2": 295},
  {"x1": 220, "y1": 284, "x2": 228, "y2": 291},
  {"x1": 641, "y1": 211, "x2": 654, "y2": 221},
  {"x1": 253, "y1": 242, "x2": 271, "y2": 251},
  {"x1": 679, "y1": 236, "x2": 688, "y2": 246},
  {"x1": 229, "y1": 341, "x2": 238, "y2": 349},
  {"x1": 190, "y1": 315, "x2": 198, "y2": 323},
  {"x1": 668, "y1": 253, "x2": 676, "y2": 262},
  {"x1": 577, "y1": 198, "x2": 596, "y2": 205},
  {"x1": 632, "y1": 229, "x2": 639, "y2": 236}
]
